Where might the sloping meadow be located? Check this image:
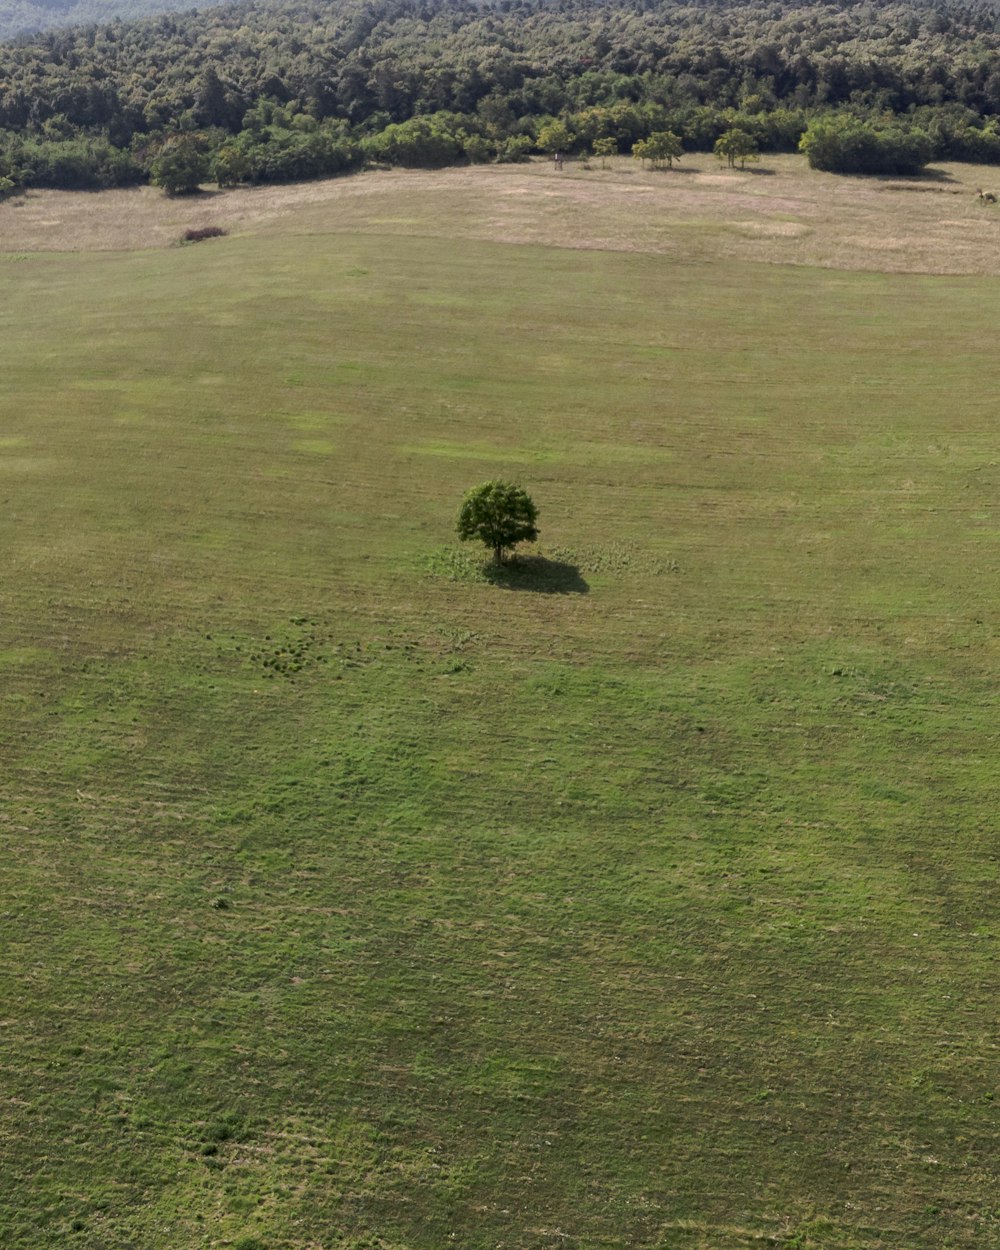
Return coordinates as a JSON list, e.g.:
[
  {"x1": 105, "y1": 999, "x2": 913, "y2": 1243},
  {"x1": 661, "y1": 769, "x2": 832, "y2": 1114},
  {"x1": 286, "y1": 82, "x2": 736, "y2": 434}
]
[{"x1": 2, "y1": 230, "x2": 999, "y2": 1248}]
